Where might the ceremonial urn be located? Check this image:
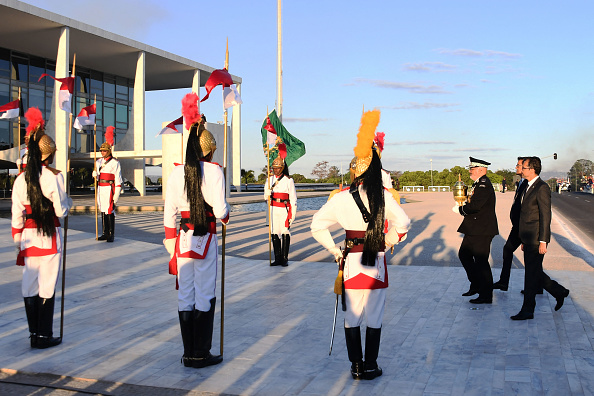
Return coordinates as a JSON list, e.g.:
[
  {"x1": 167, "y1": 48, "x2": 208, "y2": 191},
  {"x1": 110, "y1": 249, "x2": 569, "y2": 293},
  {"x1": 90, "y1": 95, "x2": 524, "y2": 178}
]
[{"x1": 453, "y1": 174, "x2": 468, "y2": 206}]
